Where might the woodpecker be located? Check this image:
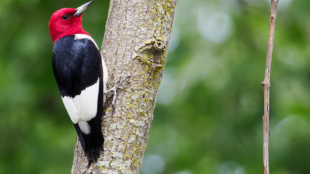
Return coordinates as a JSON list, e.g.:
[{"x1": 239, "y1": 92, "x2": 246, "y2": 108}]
[{"x1": 48, "y1": 1, "x2": 107, "y2": 162}]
